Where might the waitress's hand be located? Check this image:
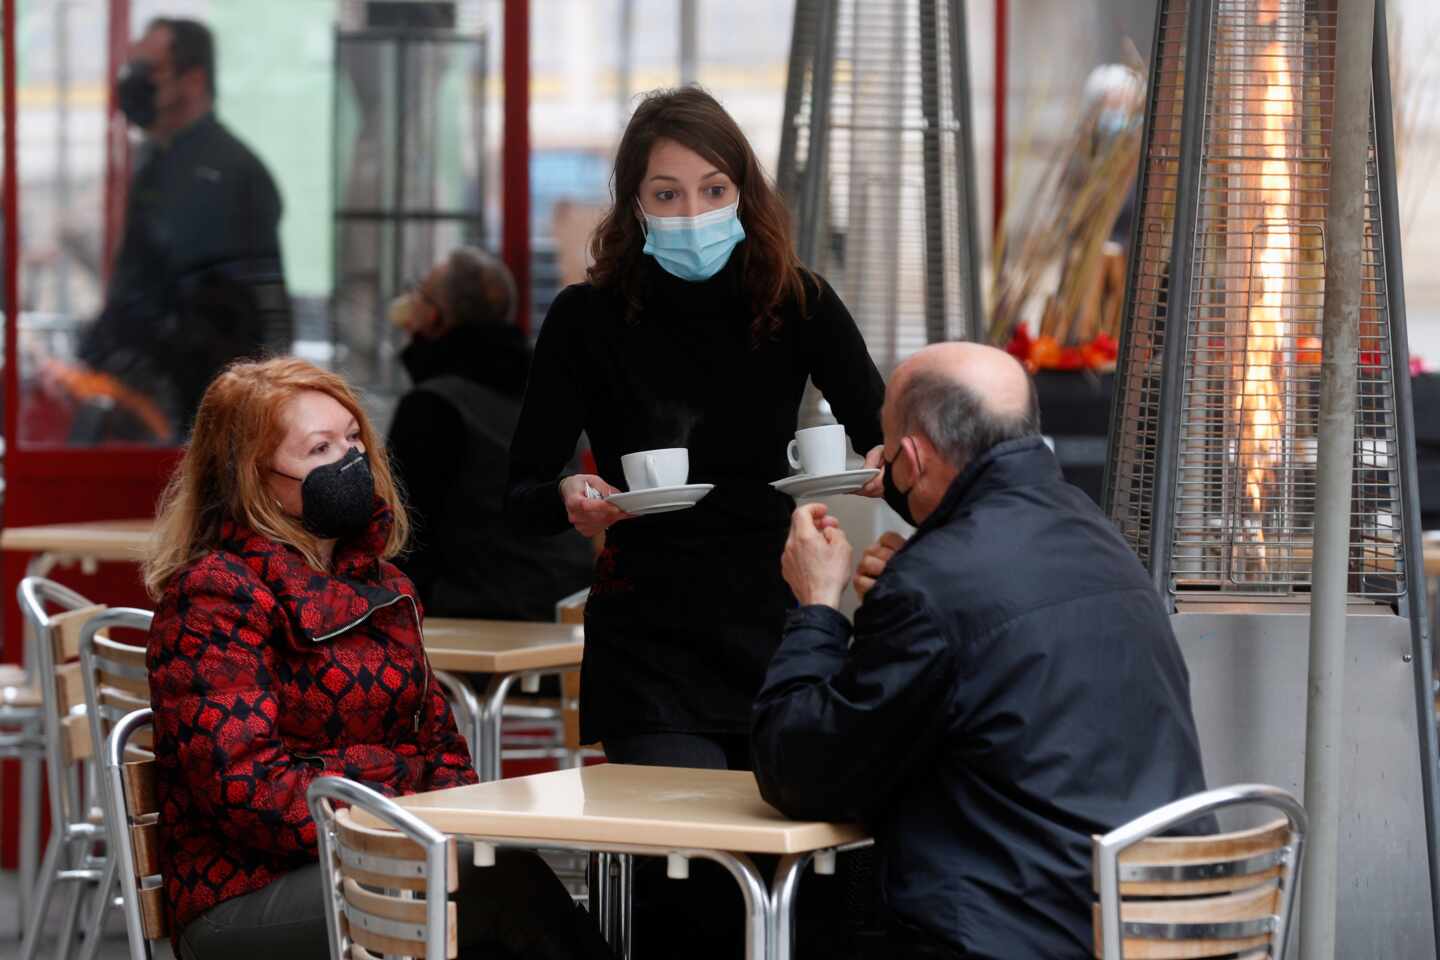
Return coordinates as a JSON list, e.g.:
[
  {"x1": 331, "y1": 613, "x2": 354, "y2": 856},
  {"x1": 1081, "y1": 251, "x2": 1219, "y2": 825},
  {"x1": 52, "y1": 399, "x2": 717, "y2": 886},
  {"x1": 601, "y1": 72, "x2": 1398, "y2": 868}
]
[
  {"x1": 859, "y1": 445, "x2": 886, "y2": 497},
  {"x1": 560, "y1": 475, "x2": 630, "y2": 538}
]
